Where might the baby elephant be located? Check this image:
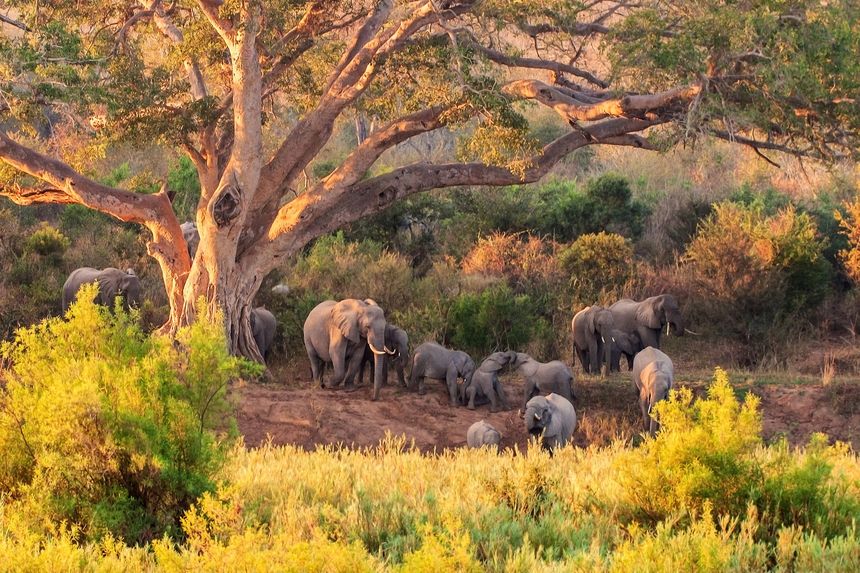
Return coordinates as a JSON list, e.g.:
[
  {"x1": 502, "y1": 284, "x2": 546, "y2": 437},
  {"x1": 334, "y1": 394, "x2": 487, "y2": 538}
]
[
  {"x1": 608, "y1": 329, "x2": 641, "y2": 372},
  {"x1": 513, "y1": 353, "x2": 575, "y2": 409},
  {"x1": 409, "y1": 342, "x2": 475, "y2": 407},
  {"x1": 250, "y1": 307, "x2": 277, "y2": 362},
  {"x1": 631, "y1": 346, "x2": 674, "y2": 435},
  {"x1": 466, "y1": 420, "x2": 501, "y2": 449},
  {"x1": 465, "y1": 351, "x2": 516, "y2": 412},
  {"x1": 524, "y1": 393, "x2": 577, "y2": 452}
]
